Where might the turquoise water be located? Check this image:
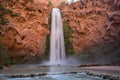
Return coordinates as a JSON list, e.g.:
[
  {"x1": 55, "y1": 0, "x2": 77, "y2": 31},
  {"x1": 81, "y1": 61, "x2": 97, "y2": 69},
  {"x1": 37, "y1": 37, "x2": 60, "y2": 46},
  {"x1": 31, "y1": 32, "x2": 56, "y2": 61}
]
[{"x1": 2, "y1": 73, "x2": 105, "y2": 80}]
